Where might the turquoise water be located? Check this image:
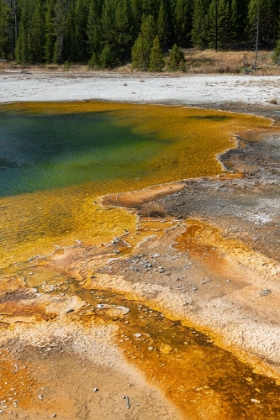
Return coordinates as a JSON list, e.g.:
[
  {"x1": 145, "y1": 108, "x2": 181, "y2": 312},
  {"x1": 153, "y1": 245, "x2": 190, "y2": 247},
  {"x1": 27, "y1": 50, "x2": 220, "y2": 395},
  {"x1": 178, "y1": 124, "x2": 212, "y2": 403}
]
[{"x1": 0, "y1": 110, "x2": 169, "y2": 197}]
